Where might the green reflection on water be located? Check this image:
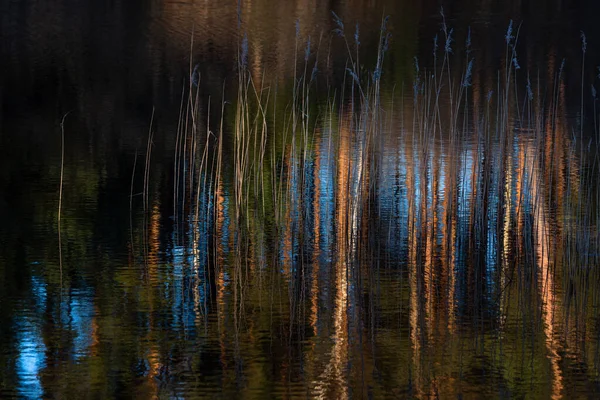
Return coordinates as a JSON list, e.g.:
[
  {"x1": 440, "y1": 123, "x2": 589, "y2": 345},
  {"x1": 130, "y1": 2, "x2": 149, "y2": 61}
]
[{"x1": 1, "y1": 0, "x2": 600, "y2": 398}]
